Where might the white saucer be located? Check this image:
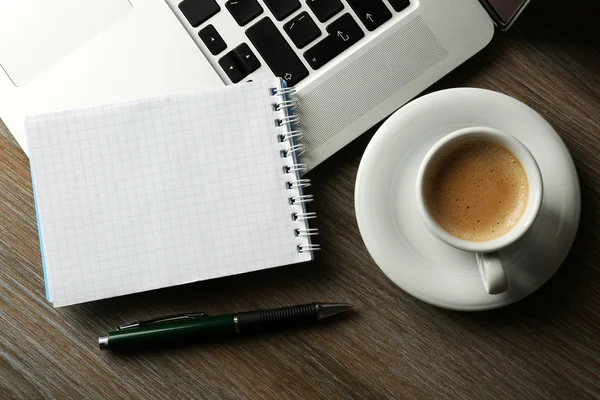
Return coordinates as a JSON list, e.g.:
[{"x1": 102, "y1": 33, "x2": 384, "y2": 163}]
[{"x1": 355, "y1": 88, "x2": 581, "y2": 311}]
